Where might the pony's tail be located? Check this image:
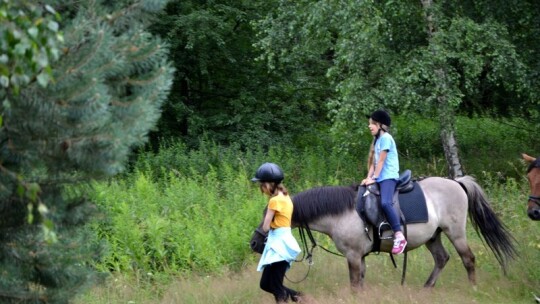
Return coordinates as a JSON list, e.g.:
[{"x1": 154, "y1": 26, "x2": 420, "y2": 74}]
[{"x1": 456, "y1": 176, "x2": 518, "y2": 273}]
